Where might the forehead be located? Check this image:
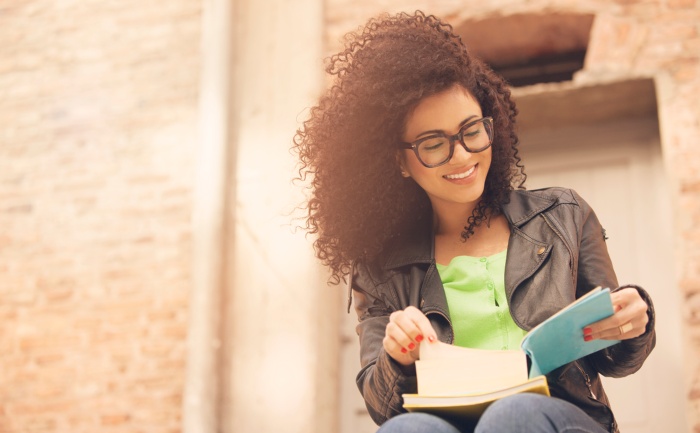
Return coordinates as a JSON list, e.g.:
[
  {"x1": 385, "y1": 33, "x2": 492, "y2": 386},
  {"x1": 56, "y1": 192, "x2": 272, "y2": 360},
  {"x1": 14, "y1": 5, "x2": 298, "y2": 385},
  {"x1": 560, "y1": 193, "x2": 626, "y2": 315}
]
[{"x1": 403, "y1": 85, "x2": 483, "y2": 140}]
